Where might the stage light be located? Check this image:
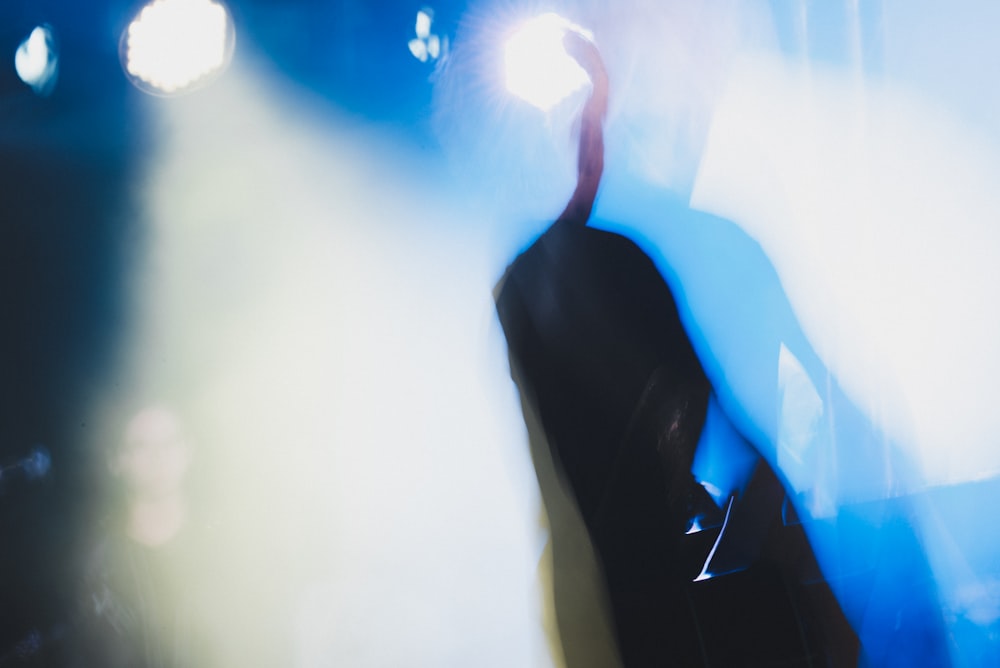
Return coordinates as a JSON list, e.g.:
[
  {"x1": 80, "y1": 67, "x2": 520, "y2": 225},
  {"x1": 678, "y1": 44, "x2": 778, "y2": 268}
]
[
  {"x1": 15, "y1": 25, "x2": 58, "y2": 96},
  {"x1": 408, "y1": 7, "x2": 446, "y2": 63},
  {"x1": 120, "y1": 0, "x2": 235, "y2": 96},
  {"x1": 503, "y1": 13, "x2": 592, "y2": 111}
]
